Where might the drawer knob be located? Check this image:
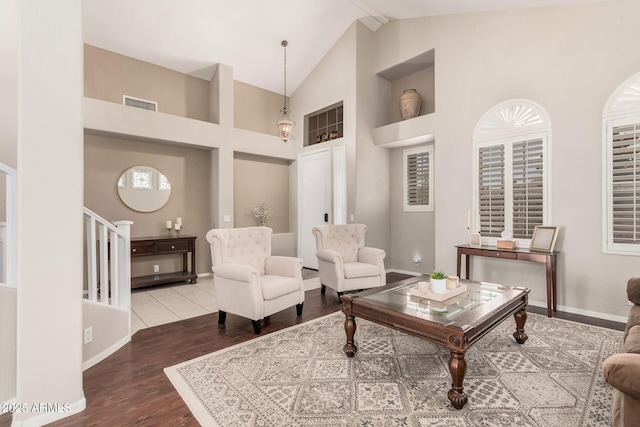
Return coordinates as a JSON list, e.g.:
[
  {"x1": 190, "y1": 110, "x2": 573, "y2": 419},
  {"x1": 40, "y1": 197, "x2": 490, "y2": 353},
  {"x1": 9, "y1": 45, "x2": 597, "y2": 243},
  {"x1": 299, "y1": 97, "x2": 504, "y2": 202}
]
[
  {"x1": 496, "y1": 253, "x2": 500, "y2": 256},
  {"x1": 171, "y1": 245, "x2": 175, "y2": 249},
  {"x1": 132, "y1": 249, "x2": 136, "y2": 252}
]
